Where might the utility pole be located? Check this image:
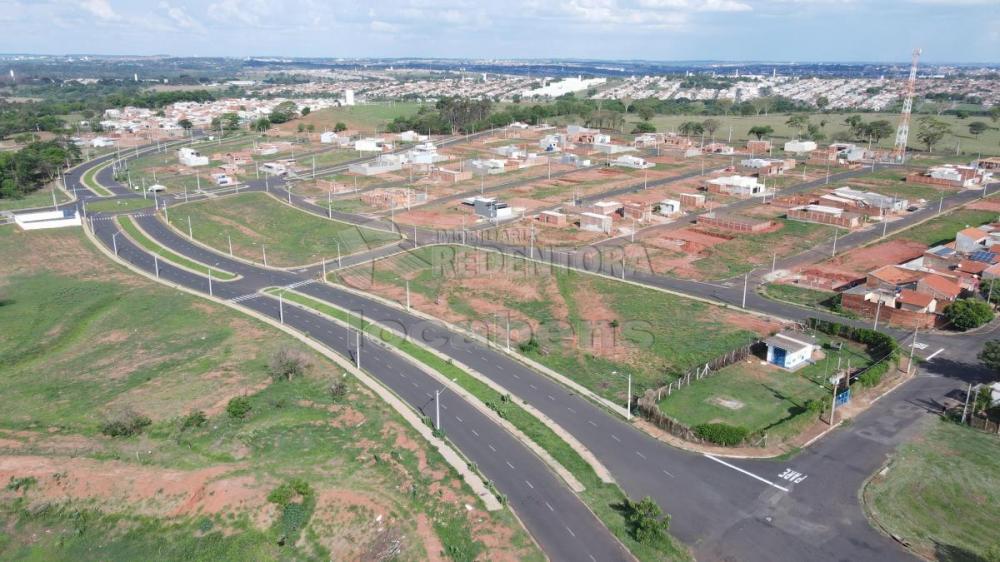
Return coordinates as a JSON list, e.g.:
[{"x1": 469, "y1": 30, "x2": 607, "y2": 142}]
[
  {"x1": 262, "y1": 245, "x2": 268, "y2": 267},
  {"x1": 112, "y1": 232, "x2": 120, "y2": 255},
  {"x1": 356, "y1": 328, "x2": 361, "y2": 369},
  {"x1": 626, "y1": 373, "x2": 632, "y2": 421},
  {"x1": 829, "y1": 374, "x2": 839, "y2": 425},
  {"x1": 831, "y1": 228, "x2": 838, "y2": 257},
  {"x1": 882, "y1": 218, "x2": 888, "y2": 239},
  {"x1": 208, "y1": 269, "x2": 213, "y2": 296},
  {"x1": 406, "y1": 280, "x2": 411, "y2": 311},
  {"x1": 506, "y1": 313, "x2": 511, "y2": 351},
  {"x1": 938, "y1": 195, "x2": 944, "y2": 214},
  {"x1": 337, "y1": 241, "x2": 342, "y2": 268},
  {"x1": 873, "y1": 300, "x2": 883, "y2": 330},
  {"x1": 960, "y1": 383, "x2": 972, "y2": 424},
  {"x1": 908, "y1": 327, "x2": 918, "y2": 375},
  {"x1": 435, "y1": 389, "x2": 441, "y2": 431},
  {"x1": 228, "y1": 233, "x2": 233, "y2": 256},
  {"x1": 771, "y1": 251, "x2": 777, "y2": 273},
  {"x1": 279, "y1": 291, "x2": 284, "y2": 324},
  {"x1": 742, "y1": 273, "x2": 749, "y2": 308},
  {"x1": 621, "y1": 248, "x2": 626, "y2": 280},
  {"x1": 187, "y1": 216, "x2": 193, "y2": 239},
  {"x1": 154, "y1": 254, "x2": 159, "y2": 278},
  {"x1": 322, "y1": 258, "x2": 327, "y2": 281}
]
